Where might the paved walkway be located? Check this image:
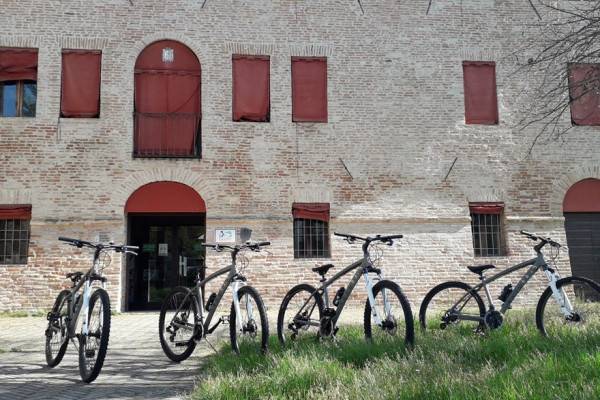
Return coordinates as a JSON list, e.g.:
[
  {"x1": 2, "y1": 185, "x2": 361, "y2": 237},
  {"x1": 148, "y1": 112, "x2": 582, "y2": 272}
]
[{"x1": 0, "y1": 313, "x2": 224, "y2": 400}]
